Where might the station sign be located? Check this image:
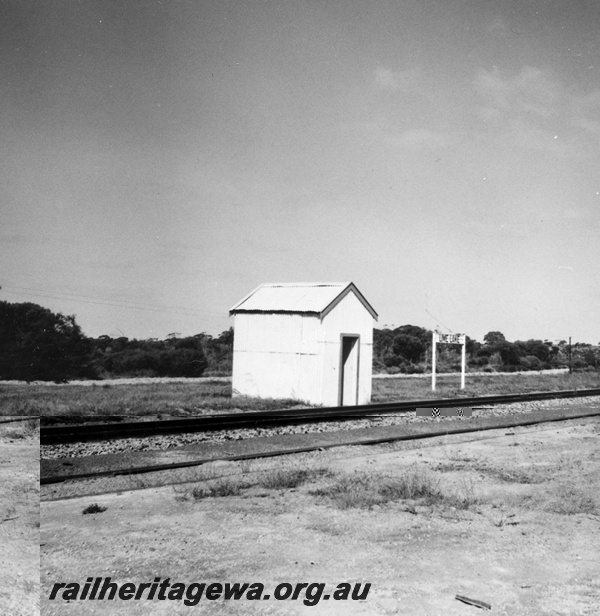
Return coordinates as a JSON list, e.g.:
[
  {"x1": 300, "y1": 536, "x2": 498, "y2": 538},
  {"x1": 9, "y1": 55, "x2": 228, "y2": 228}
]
[
  {"x1": 432, "y1": 330, "x2": 467, "y2": 391},
  {"x1": 434, "y1": 333, "x2": 465, "y2": 344}
]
